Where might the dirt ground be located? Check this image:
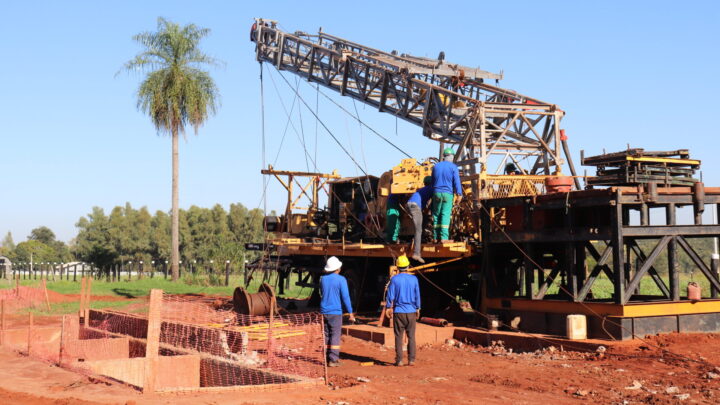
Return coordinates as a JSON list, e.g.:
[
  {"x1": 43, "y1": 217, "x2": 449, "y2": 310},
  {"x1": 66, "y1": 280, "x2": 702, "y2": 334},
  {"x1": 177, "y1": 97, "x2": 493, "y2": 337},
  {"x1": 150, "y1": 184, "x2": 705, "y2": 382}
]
[{"x1": 0, "y1": 327, "x2": 719, "y2": 405}]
